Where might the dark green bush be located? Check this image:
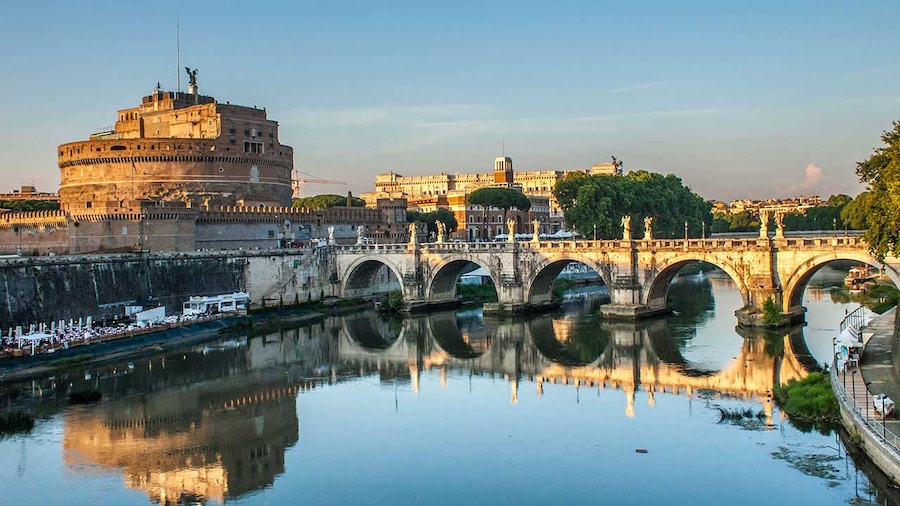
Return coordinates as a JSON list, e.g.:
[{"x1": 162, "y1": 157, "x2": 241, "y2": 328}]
[{"x1": 773, "y1": 372, "x2": 839, "y2": 430}]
